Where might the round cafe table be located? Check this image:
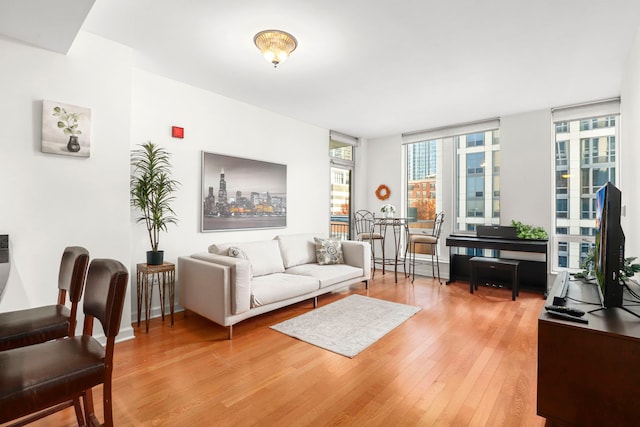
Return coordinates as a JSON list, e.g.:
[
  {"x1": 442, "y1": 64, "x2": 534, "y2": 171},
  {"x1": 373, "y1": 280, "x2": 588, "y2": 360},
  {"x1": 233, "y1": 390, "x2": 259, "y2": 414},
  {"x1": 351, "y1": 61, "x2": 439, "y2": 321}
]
[{"x1": 373, "y1": 216, "x2": 412, "y2": 283}]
